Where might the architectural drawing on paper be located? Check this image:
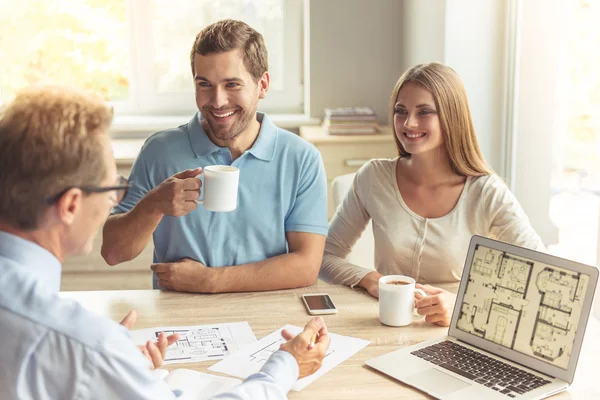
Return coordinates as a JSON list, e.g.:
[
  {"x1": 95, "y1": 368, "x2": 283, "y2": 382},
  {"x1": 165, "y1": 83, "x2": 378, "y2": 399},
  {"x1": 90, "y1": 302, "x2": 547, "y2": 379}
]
[
  {"x1": 248, "y1": 338, "x2": 335, "y2": 364},
  {"x1": 156, "y1": 327, "x2": 231, "y2": 361},
  {"x1": 249, "y1": 339, "x2": 285, "y2": 364}
]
